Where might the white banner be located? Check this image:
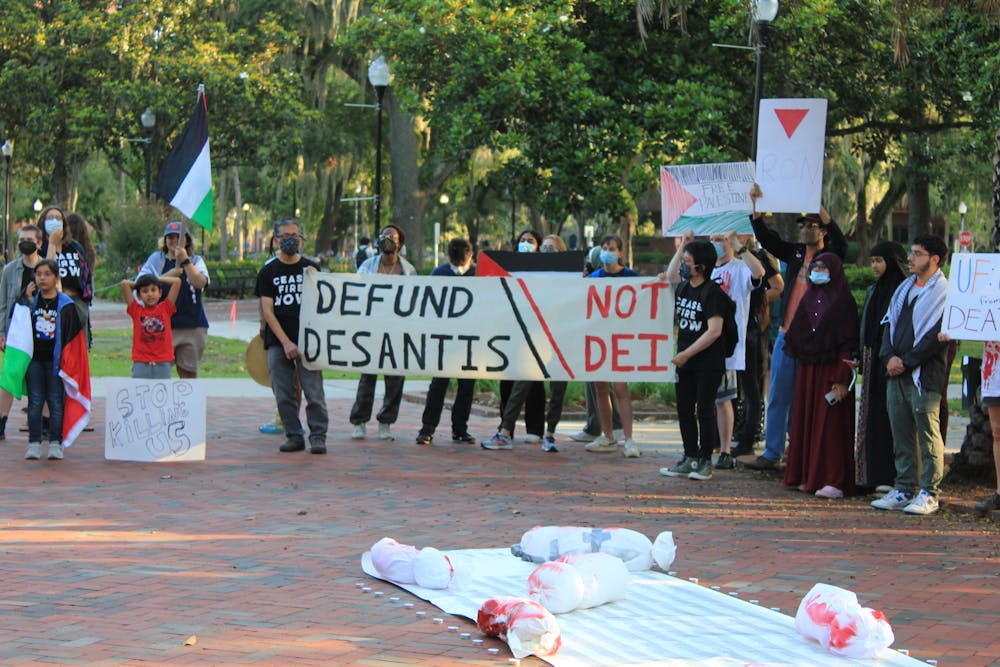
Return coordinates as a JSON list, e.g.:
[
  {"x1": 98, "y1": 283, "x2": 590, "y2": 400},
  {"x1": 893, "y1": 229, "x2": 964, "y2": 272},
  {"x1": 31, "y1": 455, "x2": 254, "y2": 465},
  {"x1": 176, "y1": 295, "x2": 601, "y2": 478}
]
[
  {"x1": 660, "y1": 162, "x2": 755, "y2": 237},
  {"x1": 300, "y1": 273, "x2": 676, "y2": 382},
  {"x1": 104, "y1": 379, "x2": 207, "y2": 462},
  {"x1": 942, "y1": 253, "x2": 1000, "y2": 341},
  {"x1": 754, "y1": 98, "x2": 827, "y2": 213}
]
